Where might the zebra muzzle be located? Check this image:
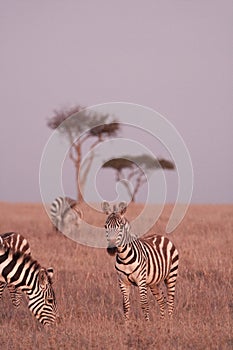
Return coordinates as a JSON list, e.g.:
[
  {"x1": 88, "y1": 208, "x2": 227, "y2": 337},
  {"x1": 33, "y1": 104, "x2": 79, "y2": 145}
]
[{"x1": 106, "y1": 246, "x2": 117, "y2": 256}]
